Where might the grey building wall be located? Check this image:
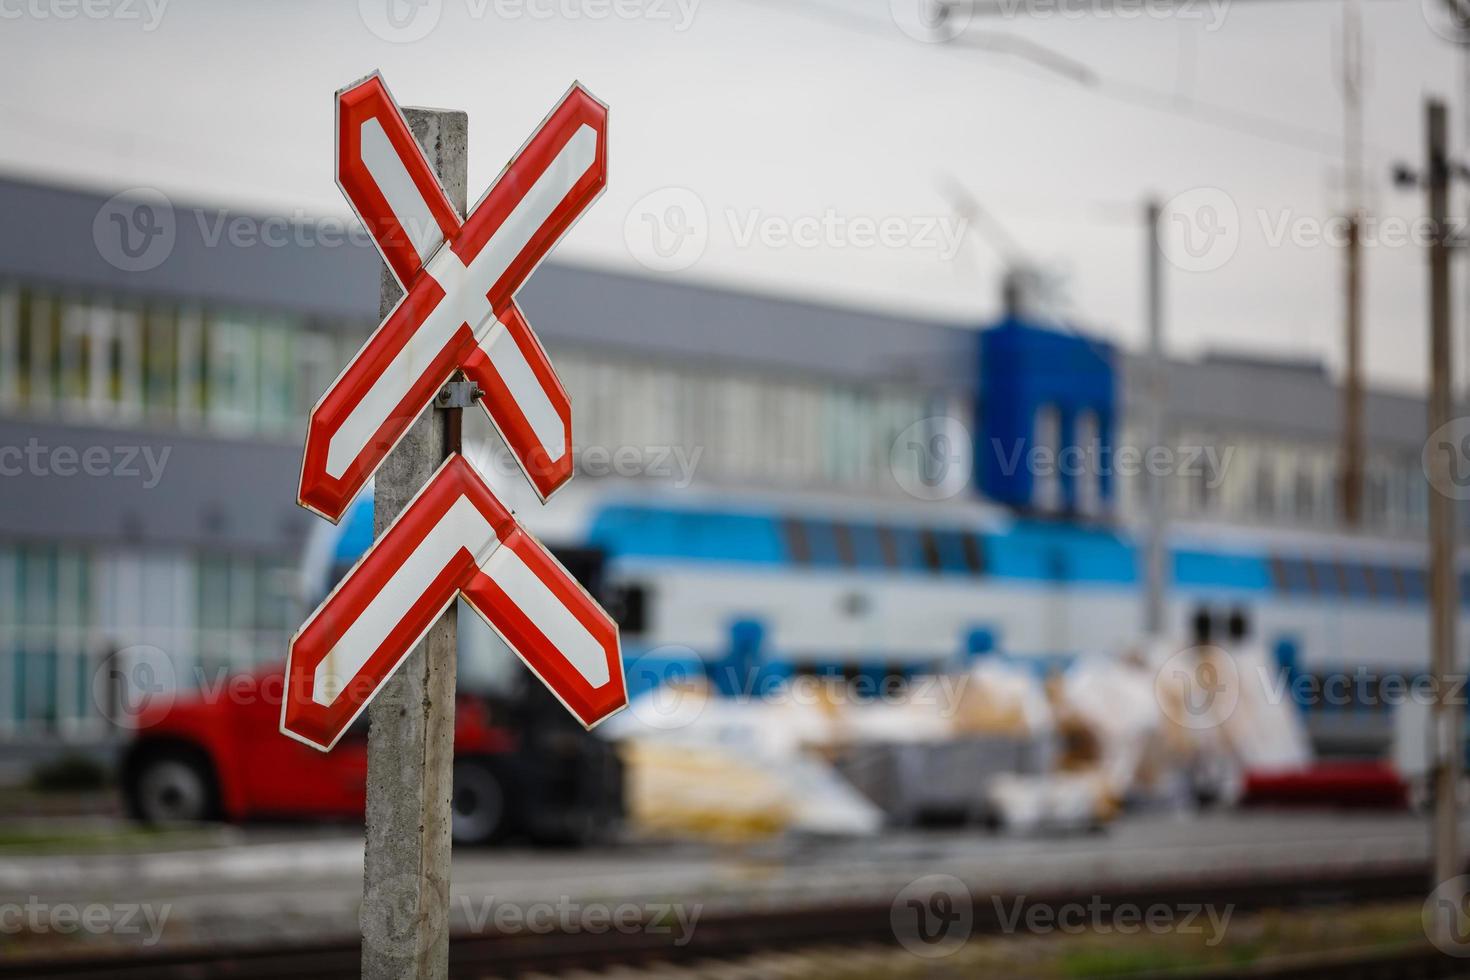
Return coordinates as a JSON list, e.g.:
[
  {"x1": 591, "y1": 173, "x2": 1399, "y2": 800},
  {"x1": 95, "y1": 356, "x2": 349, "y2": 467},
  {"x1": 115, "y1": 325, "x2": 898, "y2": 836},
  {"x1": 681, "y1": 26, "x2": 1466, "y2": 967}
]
[{"x1": 0, "y1": 418, "x2": 307, "y2": 556}]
